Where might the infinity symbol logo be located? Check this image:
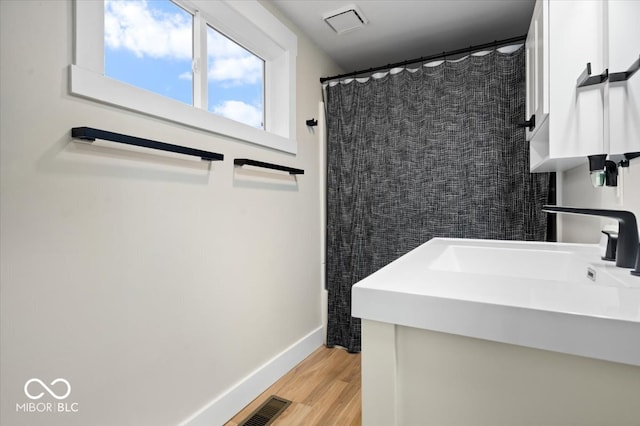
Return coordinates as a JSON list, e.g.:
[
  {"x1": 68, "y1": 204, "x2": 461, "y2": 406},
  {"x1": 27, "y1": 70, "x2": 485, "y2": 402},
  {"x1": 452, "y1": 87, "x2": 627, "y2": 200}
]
[{"x1": 24, "y1": 378, "x2": 71, "y2": 400}]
